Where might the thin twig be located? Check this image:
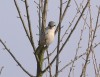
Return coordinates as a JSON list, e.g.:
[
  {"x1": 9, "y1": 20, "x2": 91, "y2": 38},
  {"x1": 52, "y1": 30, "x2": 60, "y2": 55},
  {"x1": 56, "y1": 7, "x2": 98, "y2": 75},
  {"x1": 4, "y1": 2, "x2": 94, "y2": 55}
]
[
  {"x1": 74, "y1": 0, "x2": 89, "y2": 28},
  {"x1": 68, "y1": 13, "x2": 87, "y2": 77},
  {"x1": 94, "y1": 42, "x2": 100, "y2": 48},
  {"x1": 39, "y1": 0, "x2": 42, "y2": 41},
  {"x1": 0, "y1": 66, "x2": 4, "y2": 75},
  {"x1": 80, "y1": 5, "x2": 100, "y2": 77},
  {"x1": 92, "y1": 49, "x2": 99, "y2": 77}
]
